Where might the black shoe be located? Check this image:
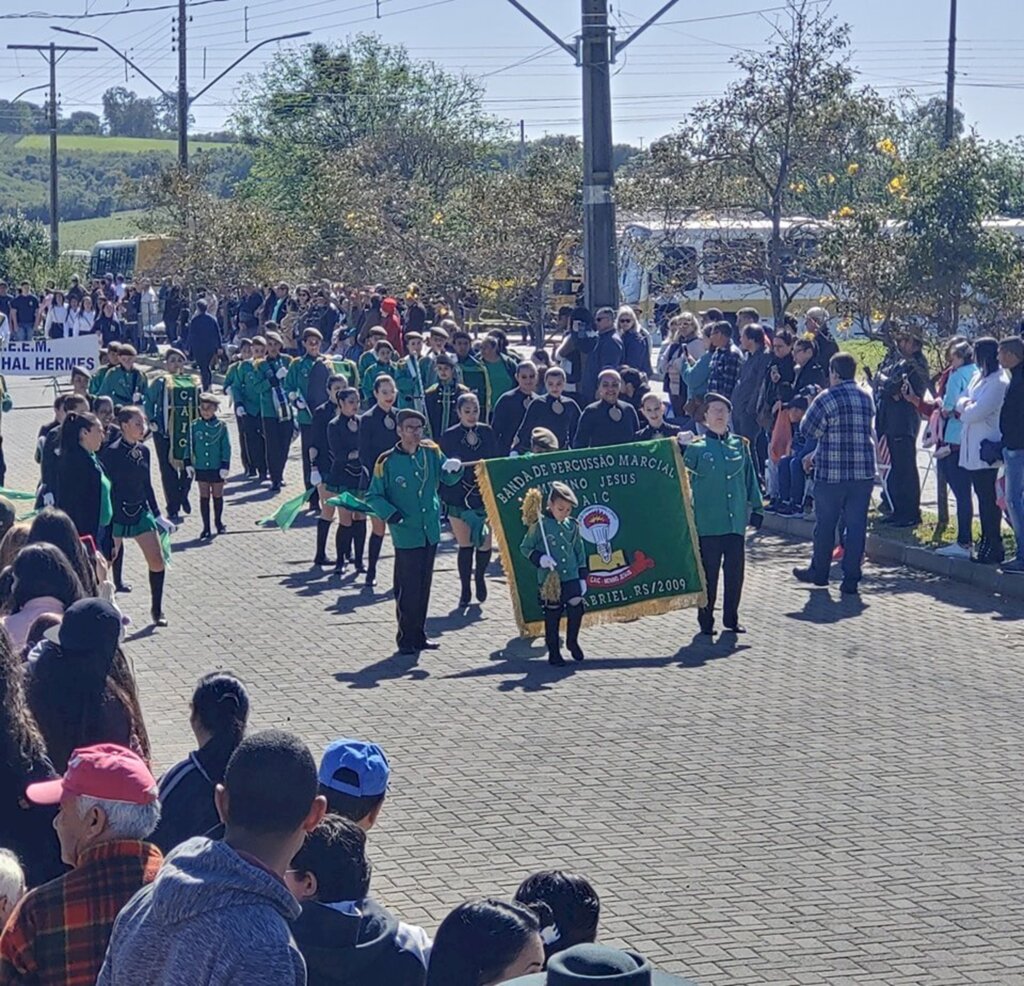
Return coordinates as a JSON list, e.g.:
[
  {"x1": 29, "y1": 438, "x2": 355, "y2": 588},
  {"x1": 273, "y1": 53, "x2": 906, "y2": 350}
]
[
  {"x1": 332, "y1": 560, "x2": 346, "y2": 576},
  {"x1": 115, "y1": 582, "x2": 133, "y2": 594},
  {"x1": 216, "y1": 523, "x2": 227, "y2": 535},
  {"x1": 181, "y1": 497, "x2": 191, "y2": 515},
  {"x1": 475, "y1": 581, "x2": 488, "y2": 603},
  {"x1": 398, "y1": 646, "x2": 418, "y2": 655},
  {"x1": 353, "y1": 559, "x2": 365, "y2": 574},
  {"x1": 419, "y1": 640, "x2": 440, "y2": 651},
  {"x1": 200, "y1": 528, "x2": 212, "y2": 540},
  {"x1": 365, "y1": 569, "x2": 376, "y2": 587},
  {"x1": 793, "y1": 567, "x2": 828, "y2": 586},
  {"x1": 840, "y1": 580, "x2": 860, "y2": 595},
  {"x1": 313, "y1": 554, "x2": 332, "y2": 567},
  {"x1": 271, "y1": 483, "x2": 282, "y2": 492},
  {"x1": 568, "y1": 642, "x2": 586, "y2": 661},
  {"x1": 259, "y1": 473, "x2": 269, "y2": 482},
  {"x1": 246, "y1": 470, "x2": 259, "y2": 479},
  {"x1": 168, "y1": 513, "x2": 183, "y2": 526},
  {"x1": 458, "y1": 591, "x2": 471, "y2": 607},
  {"x1": 152, "y1": 612, "x2": 168, "y2": 628},
  {"x1": 548, "y1": 653, "x2": 567, "y2": 667},
  {"x1": 724, "y1": 623, "x2": 747, "y2": 633}
]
